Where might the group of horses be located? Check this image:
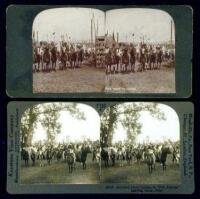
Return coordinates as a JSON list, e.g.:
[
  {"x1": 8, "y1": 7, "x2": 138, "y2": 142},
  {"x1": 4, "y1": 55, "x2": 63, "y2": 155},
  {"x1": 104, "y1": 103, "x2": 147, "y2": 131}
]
[
  {"x1": 33, "y1": 45, "x2": 84, "y2": 72},
  {"x1": 104, "y1": 46, "x2": 174, "y2": 74},
  {"x1": 21, "y1": 141, "x2": 180, "y2": 175},
  {"x1": 101, "y1": 143, "x2": 180, "y2": 174},
  {"x1": 33, "y1": 43, "x2": 175, "y2": 74},
  {"x1": 21, "y1": 143, "x2": 93, "y2": 173}
]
